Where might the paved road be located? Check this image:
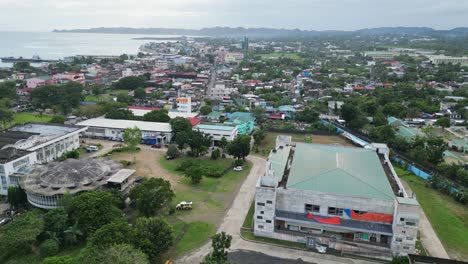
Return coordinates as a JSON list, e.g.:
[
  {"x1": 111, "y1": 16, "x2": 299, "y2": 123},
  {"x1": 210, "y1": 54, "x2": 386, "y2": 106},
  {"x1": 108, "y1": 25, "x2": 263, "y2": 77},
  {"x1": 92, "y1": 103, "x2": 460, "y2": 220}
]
[
  {"x1": 176, "y1": 156, "x2": 379, "y2": 264},
  {"x1": 80, "y1": 139, "x2": 116, "y2": 158},
  {"x1": 229, "y1": 250, "x2": 315, "y2": 264},
  {"x1": 400, "y1": 180, "x2": 450, "y2": 259}
]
